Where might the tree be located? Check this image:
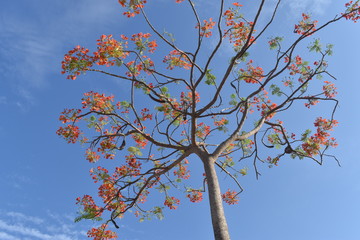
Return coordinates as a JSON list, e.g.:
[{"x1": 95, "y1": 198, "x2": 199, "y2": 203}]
[{"x1": 57, "y1": 1, "x2": 360, "y2": 239}]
